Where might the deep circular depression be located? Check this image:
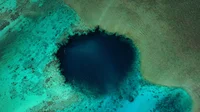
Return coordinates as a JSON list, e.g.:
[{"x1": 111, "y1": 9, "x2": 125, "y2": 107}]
[{"x1": 56, "y1": 27, "x2": 137, "y2": 93}]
